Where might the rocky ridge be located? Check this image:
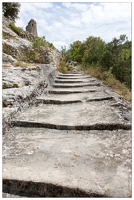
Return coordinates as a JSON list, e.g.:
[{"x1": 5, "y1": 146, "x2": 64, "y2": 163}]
[{"x1": 2, "y1": 17, "x2": 61, "y2": 134}]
